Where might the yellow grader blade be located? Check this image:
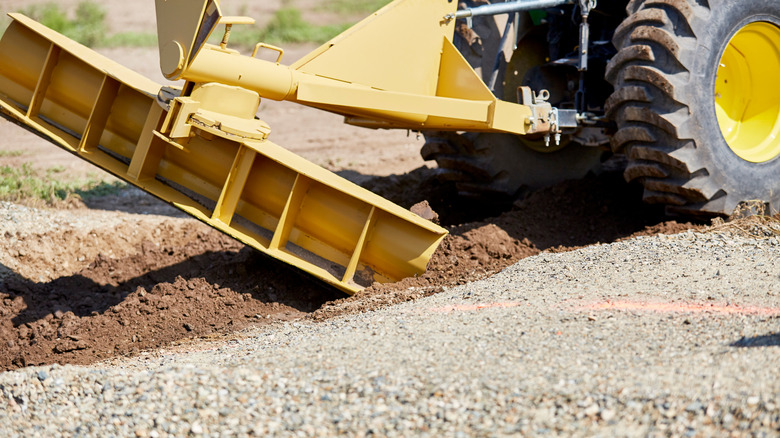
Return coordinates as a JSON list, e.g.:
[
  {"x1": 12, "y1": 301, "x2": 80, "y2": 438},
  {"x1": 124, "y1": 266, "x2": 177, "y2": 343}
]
[{"x1": 0, "y1": 14, "x2": 447, "y2": 295}]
